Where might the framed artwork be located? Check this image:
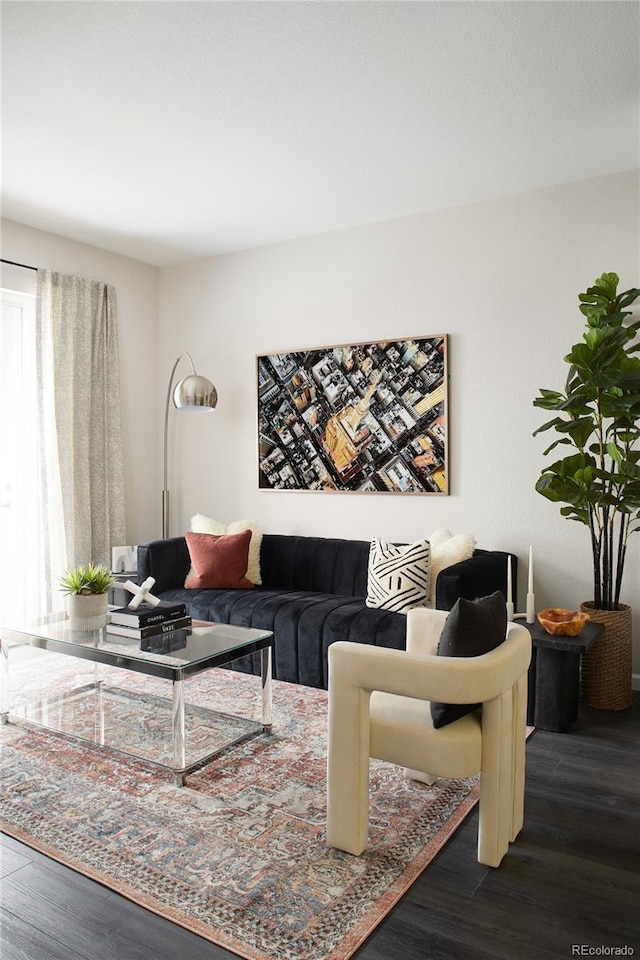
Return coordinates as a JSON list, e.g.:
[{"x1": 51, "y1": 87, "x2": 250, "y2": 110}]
[{"x1": 257, "y1": 335, "x2": 448, "y2": 494}]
